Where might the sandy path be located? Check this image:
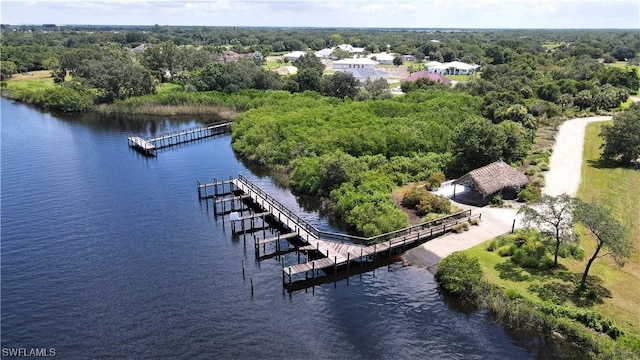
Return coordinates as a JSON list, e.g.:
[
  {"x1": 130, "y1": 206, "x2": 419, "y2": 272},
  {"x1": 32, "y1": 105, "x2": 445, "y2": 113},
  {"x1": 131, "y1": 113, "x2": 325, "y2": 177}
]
[
  {"x1": 543, "y1": 116, "x2": 611, "y2": 196},
  {"x1": 404, "y1": 206, "x2": 521, "y2": 269},
  {"x1": 406, "y1": 115, "x2": 612, "y2": 269}
]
